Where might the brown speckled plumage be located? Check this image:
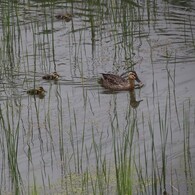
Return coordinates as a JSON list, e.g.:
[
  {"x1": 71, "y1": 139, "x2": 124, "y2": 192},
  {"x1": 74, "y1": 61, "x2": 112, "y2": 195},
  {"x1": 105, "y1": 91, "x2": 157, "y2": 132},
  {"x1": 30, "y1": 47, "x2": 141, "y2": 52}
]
[
  {"x1": 99, "y1": 71, "x2": 143, "y2": 91},
  {"x1": 42, "y1": 72, "x2": 60, "y2": 80},
  {"x1": 27, "y1": 87, "x2": 46, "y2": 95}
]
